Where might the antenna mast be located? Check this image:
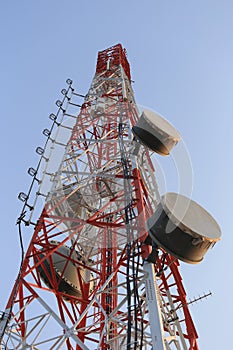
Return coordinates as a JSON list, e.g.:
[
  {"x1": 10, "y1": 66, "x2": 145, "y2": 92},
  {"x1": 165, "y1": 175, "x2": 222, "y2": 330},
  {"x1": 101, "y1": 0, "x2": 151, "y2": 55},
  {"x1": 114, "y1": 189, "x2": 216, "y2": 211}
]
[{"x1": 0, "y1": 44, "x2": 220, "y2": 349}]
